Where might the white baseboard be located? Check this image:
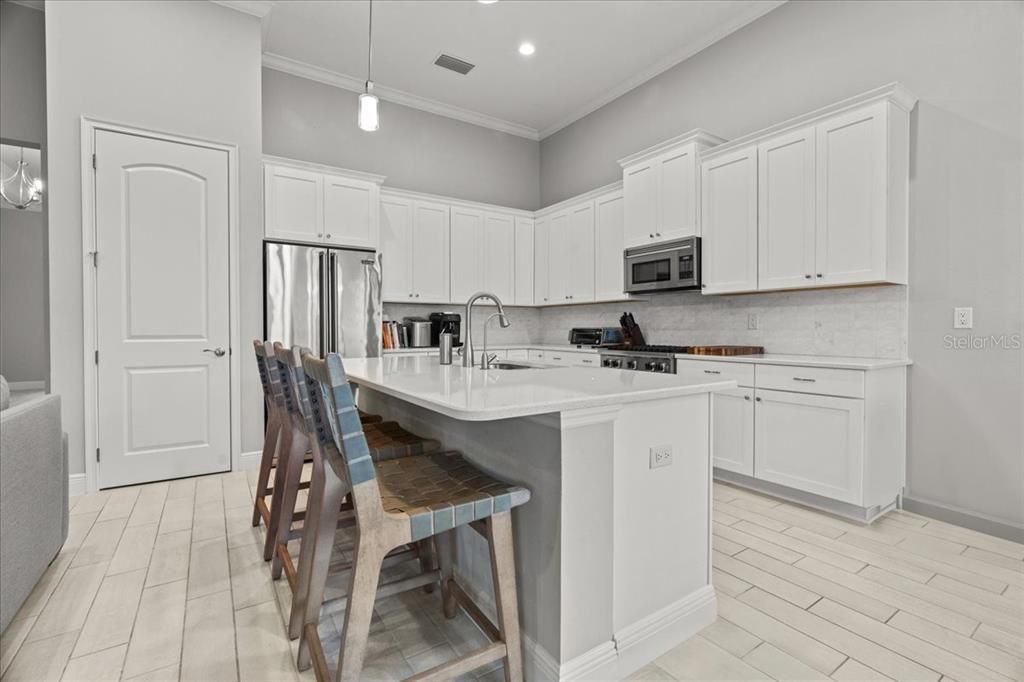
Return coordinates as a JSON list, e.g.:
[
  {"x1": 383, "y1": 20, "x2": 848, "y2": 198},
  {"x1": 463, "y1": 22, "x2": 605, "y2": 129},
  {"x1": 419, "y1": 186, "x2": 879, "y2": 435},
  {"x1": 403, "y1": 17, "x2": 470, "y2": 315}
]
[
  {"x1": 903, "y1": 495, "x2": 1024, "y2": 543},
  {"x1": 7, "y1": 380, "x2": 45, "y2": 391},
  {"x1": 68, "y1": 473, "x2": 87, "y2": 497},
  {"x1": 453, "y1": 566, "x2": 718, "y2": 681},
  {"x1": 237, "y1": 450, "x2": 262, "y2": 472}
]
